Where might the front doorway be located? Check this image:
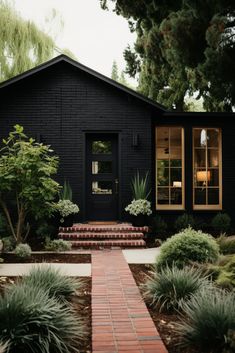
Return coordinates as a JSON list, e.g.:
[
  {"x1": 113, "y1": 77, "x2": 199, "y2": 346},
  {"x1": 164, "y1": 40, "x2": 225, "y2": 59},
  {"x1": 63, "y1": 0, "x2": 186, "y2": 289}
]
[{"x1": 86, "y1": 134, "x2": 119, "y2": 221}]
